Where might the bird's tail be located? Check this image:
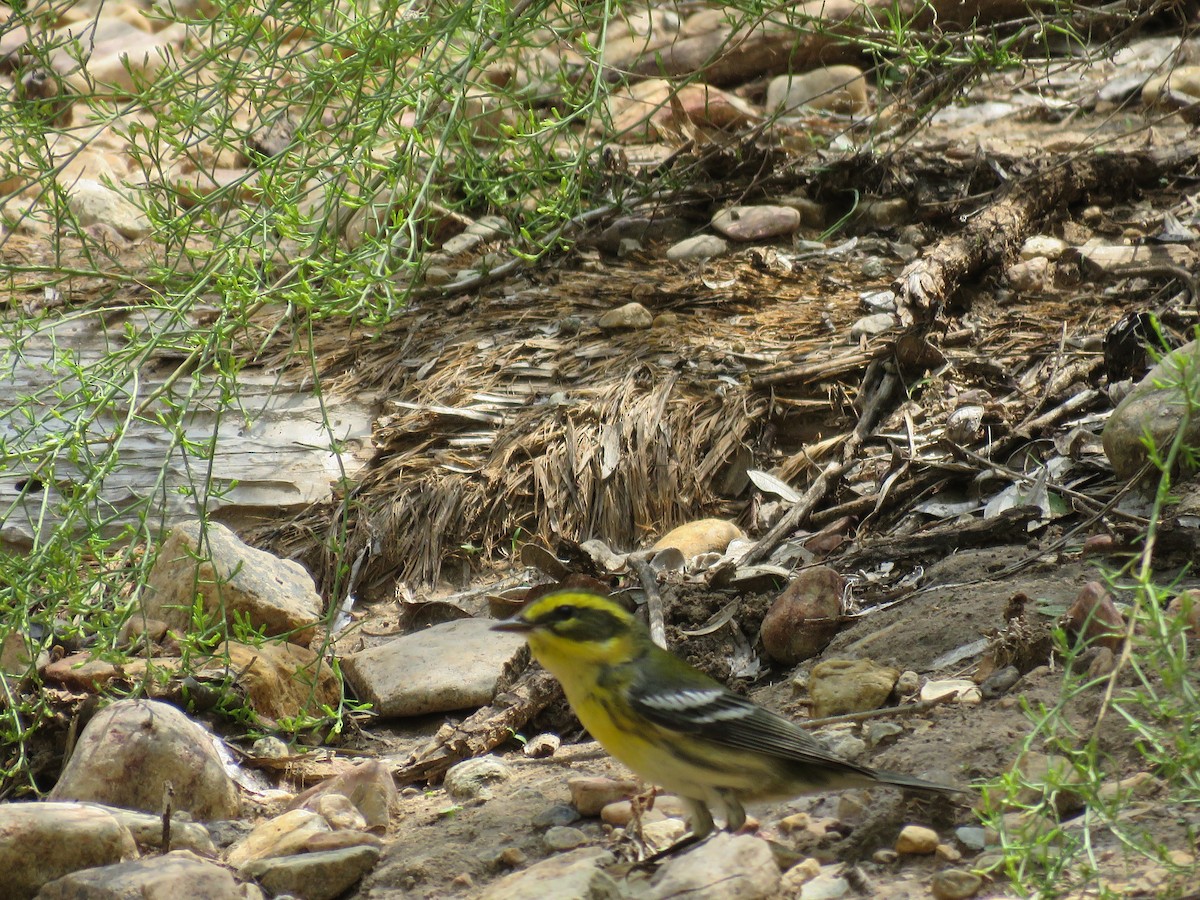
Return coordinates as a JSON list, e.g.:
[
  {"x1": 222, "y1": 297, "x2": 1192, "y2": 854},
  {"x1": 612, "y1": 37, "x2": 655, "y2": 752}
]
[{"x1": 873, "y1": 769, "x2": 966, "y2": 796}]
